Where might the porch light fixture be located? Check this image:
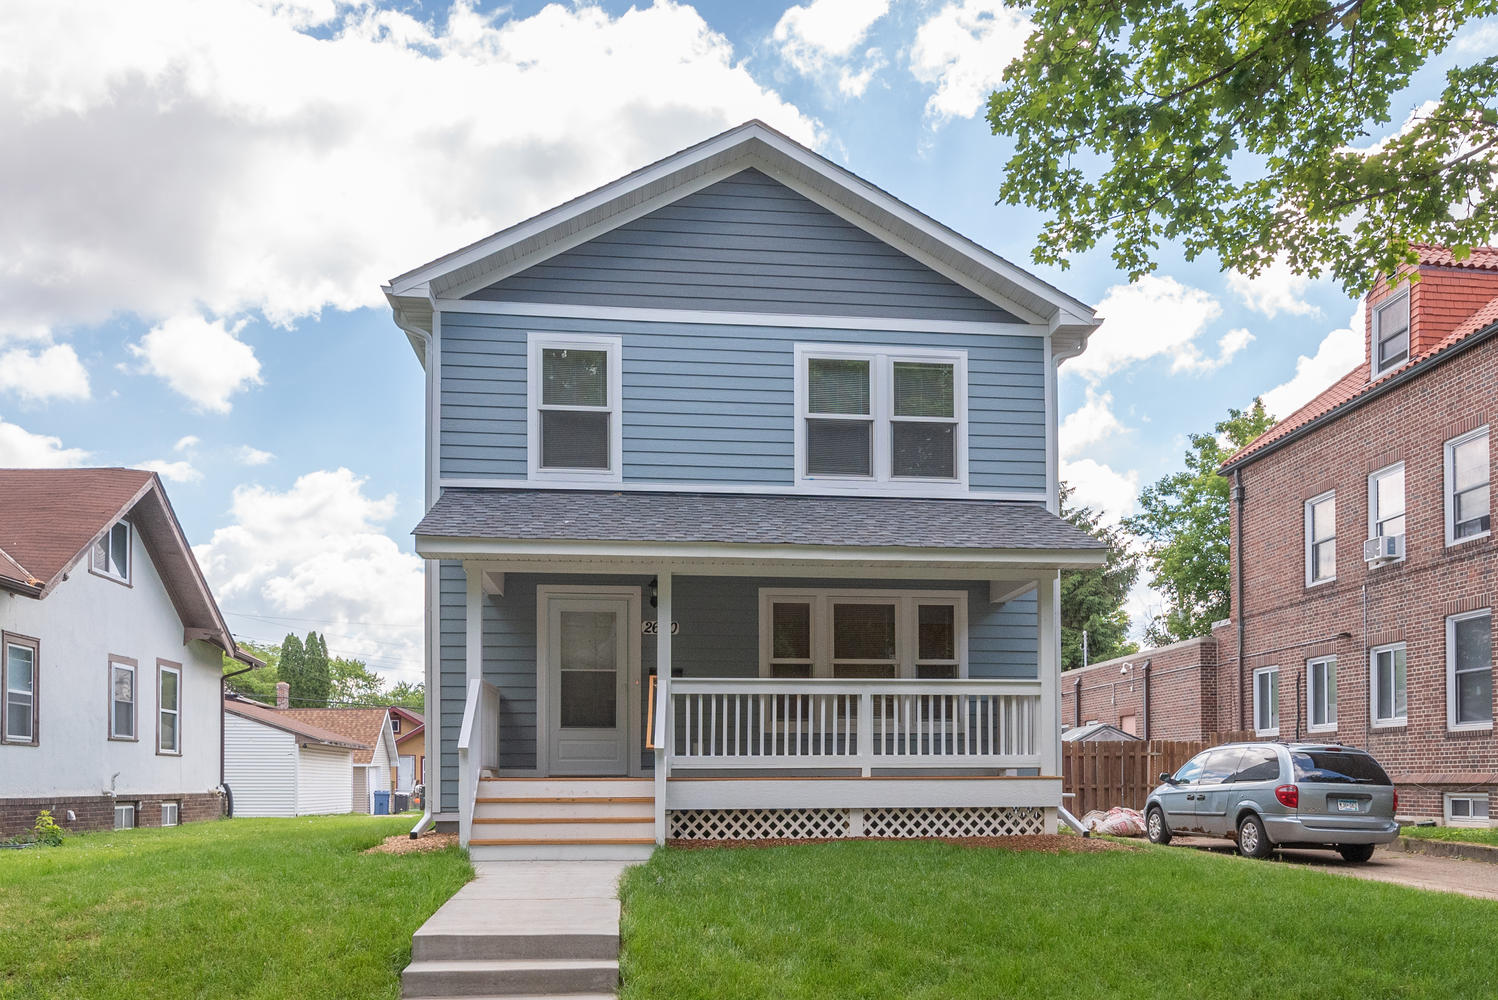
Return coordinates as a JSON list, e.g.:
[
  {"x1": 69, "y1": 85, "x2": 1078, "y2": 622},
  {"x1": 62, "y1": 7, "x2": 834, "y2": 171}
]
[{"x1": 648, "y1": 576, "x2": 658, "y2": 609}]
